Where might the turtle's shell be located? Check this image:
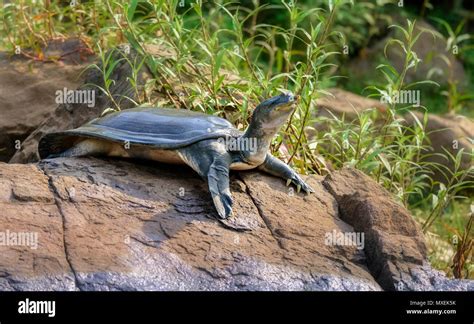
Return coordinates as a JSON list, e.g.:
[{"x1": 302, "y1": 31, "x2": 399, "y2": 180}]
[{"x1": 38, "y1": 107, "x2": 242, "y2": 159}]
